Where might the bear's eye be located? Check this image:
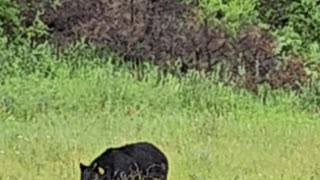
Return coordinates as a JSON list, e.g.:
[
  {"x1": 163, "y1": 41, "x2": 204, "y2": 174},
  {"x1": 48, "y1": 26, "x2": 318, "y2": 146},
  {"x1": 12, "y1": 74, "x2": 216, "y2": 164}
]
[
  {"x1": 92, "y1": 162, "x2": 98, "y2": 168},
  {"x1": 97, "y1": 166, "x2": 105, "y2": 175}
]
